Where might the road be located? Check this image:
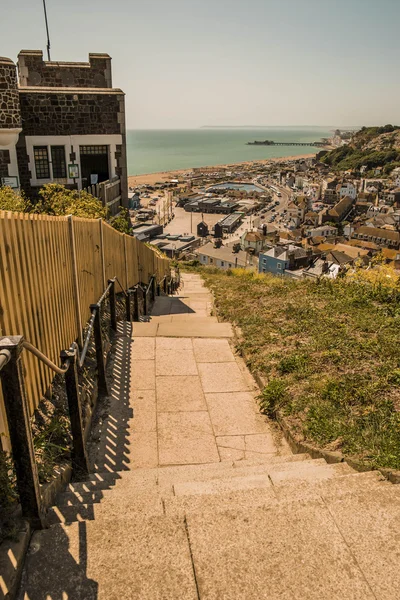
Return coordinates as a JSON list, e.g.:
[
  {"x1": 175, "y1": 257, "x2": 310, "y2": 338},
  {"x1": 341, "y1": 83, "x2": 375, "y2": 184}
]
[{"x1": 227, "y1": 181, "x2": 292, "y2": 242}]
